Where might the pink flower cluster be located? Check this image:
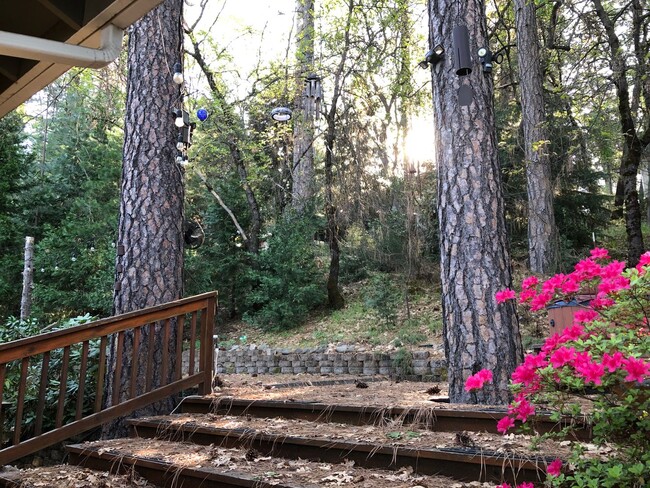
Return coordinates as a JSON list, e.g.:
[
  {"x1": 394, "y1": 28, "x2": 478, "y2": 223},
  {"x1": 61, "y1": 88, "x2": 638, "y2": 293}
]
[
  {"x1": 492, "y1": 249, "x2": 650, "y2": 433},
  {"x1": 464, "y1": 369, "x2": 493, "y2": 391},
  {"x1": 495, "y1": 248, "x2": 639, "y2": 311}
]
